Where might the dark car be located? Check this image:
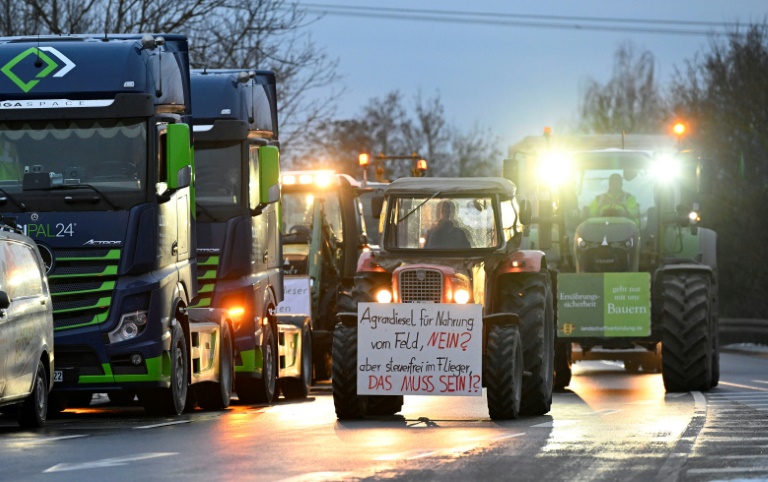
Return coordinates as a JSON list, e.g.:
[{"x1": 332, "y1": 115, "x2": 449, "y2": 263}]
[{"x1": 0, "y1": 224, "x2": 54, "y2": 427}]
